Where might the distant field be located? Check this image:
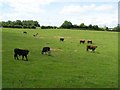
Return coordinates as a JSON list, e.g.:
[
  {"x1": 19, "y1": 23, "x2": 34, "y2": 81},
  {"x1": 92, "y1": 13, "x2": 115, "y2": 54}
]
[{"x1": 2, "y1": 28, "x2": 118, "y2": 88}]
